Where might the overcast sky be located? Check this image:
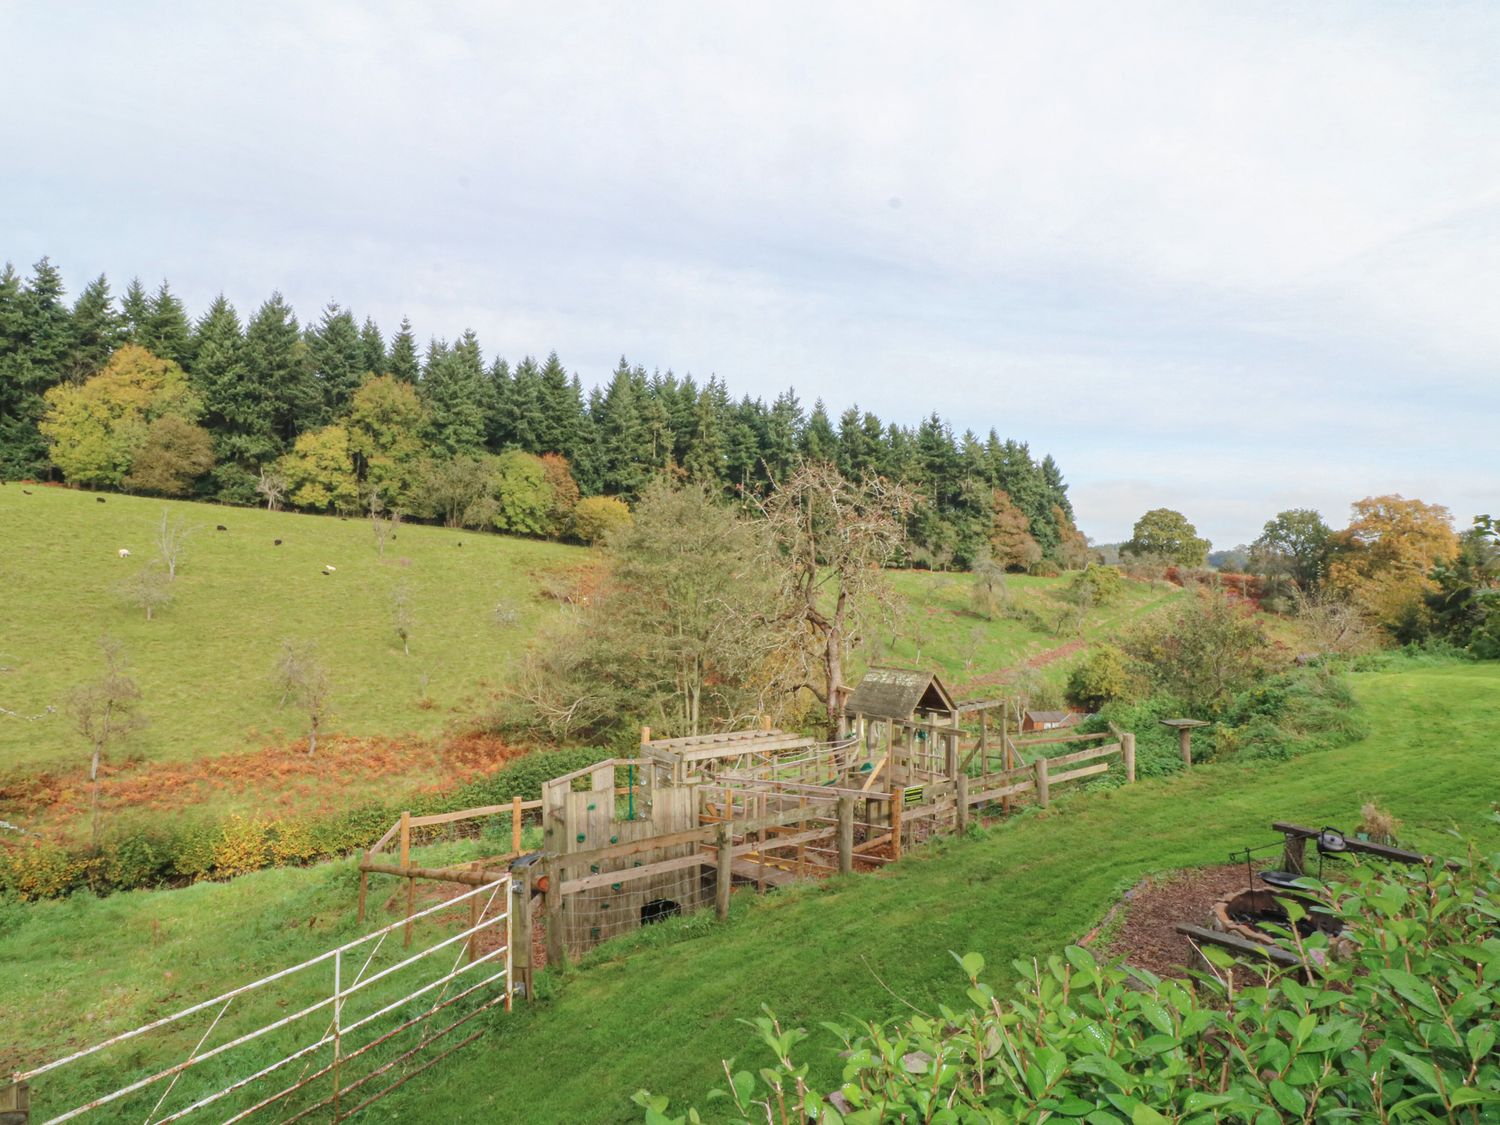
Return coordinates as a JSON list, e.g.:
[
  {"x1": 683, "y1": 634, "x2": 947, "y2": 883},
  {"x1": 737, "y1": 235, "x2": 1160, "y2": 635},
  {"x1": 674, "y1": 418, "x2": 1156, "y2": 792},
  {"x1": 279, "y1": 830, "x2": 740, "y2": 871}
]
[{"x1": 3, "y1": 2, "x2": 1497, "y2": 546}]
